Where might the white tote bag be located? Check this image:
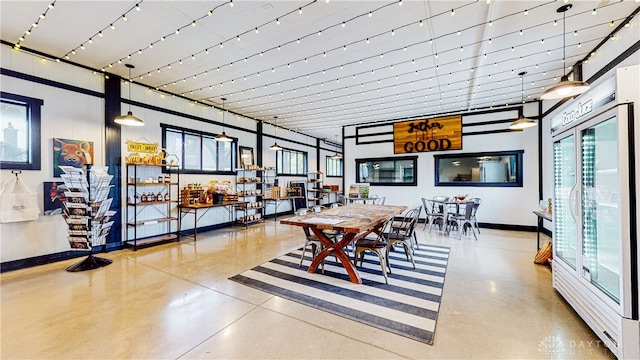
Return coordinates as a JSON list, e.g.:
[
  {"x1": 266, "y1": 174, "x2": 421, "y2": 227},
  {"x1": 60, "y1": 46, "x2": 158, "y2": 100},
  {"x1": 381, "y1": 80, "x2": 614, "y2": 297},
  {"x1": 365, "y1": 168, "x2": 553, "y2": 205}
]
[{"x1": 0, "y1": 176, "x2": 40, "y2": 223}]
